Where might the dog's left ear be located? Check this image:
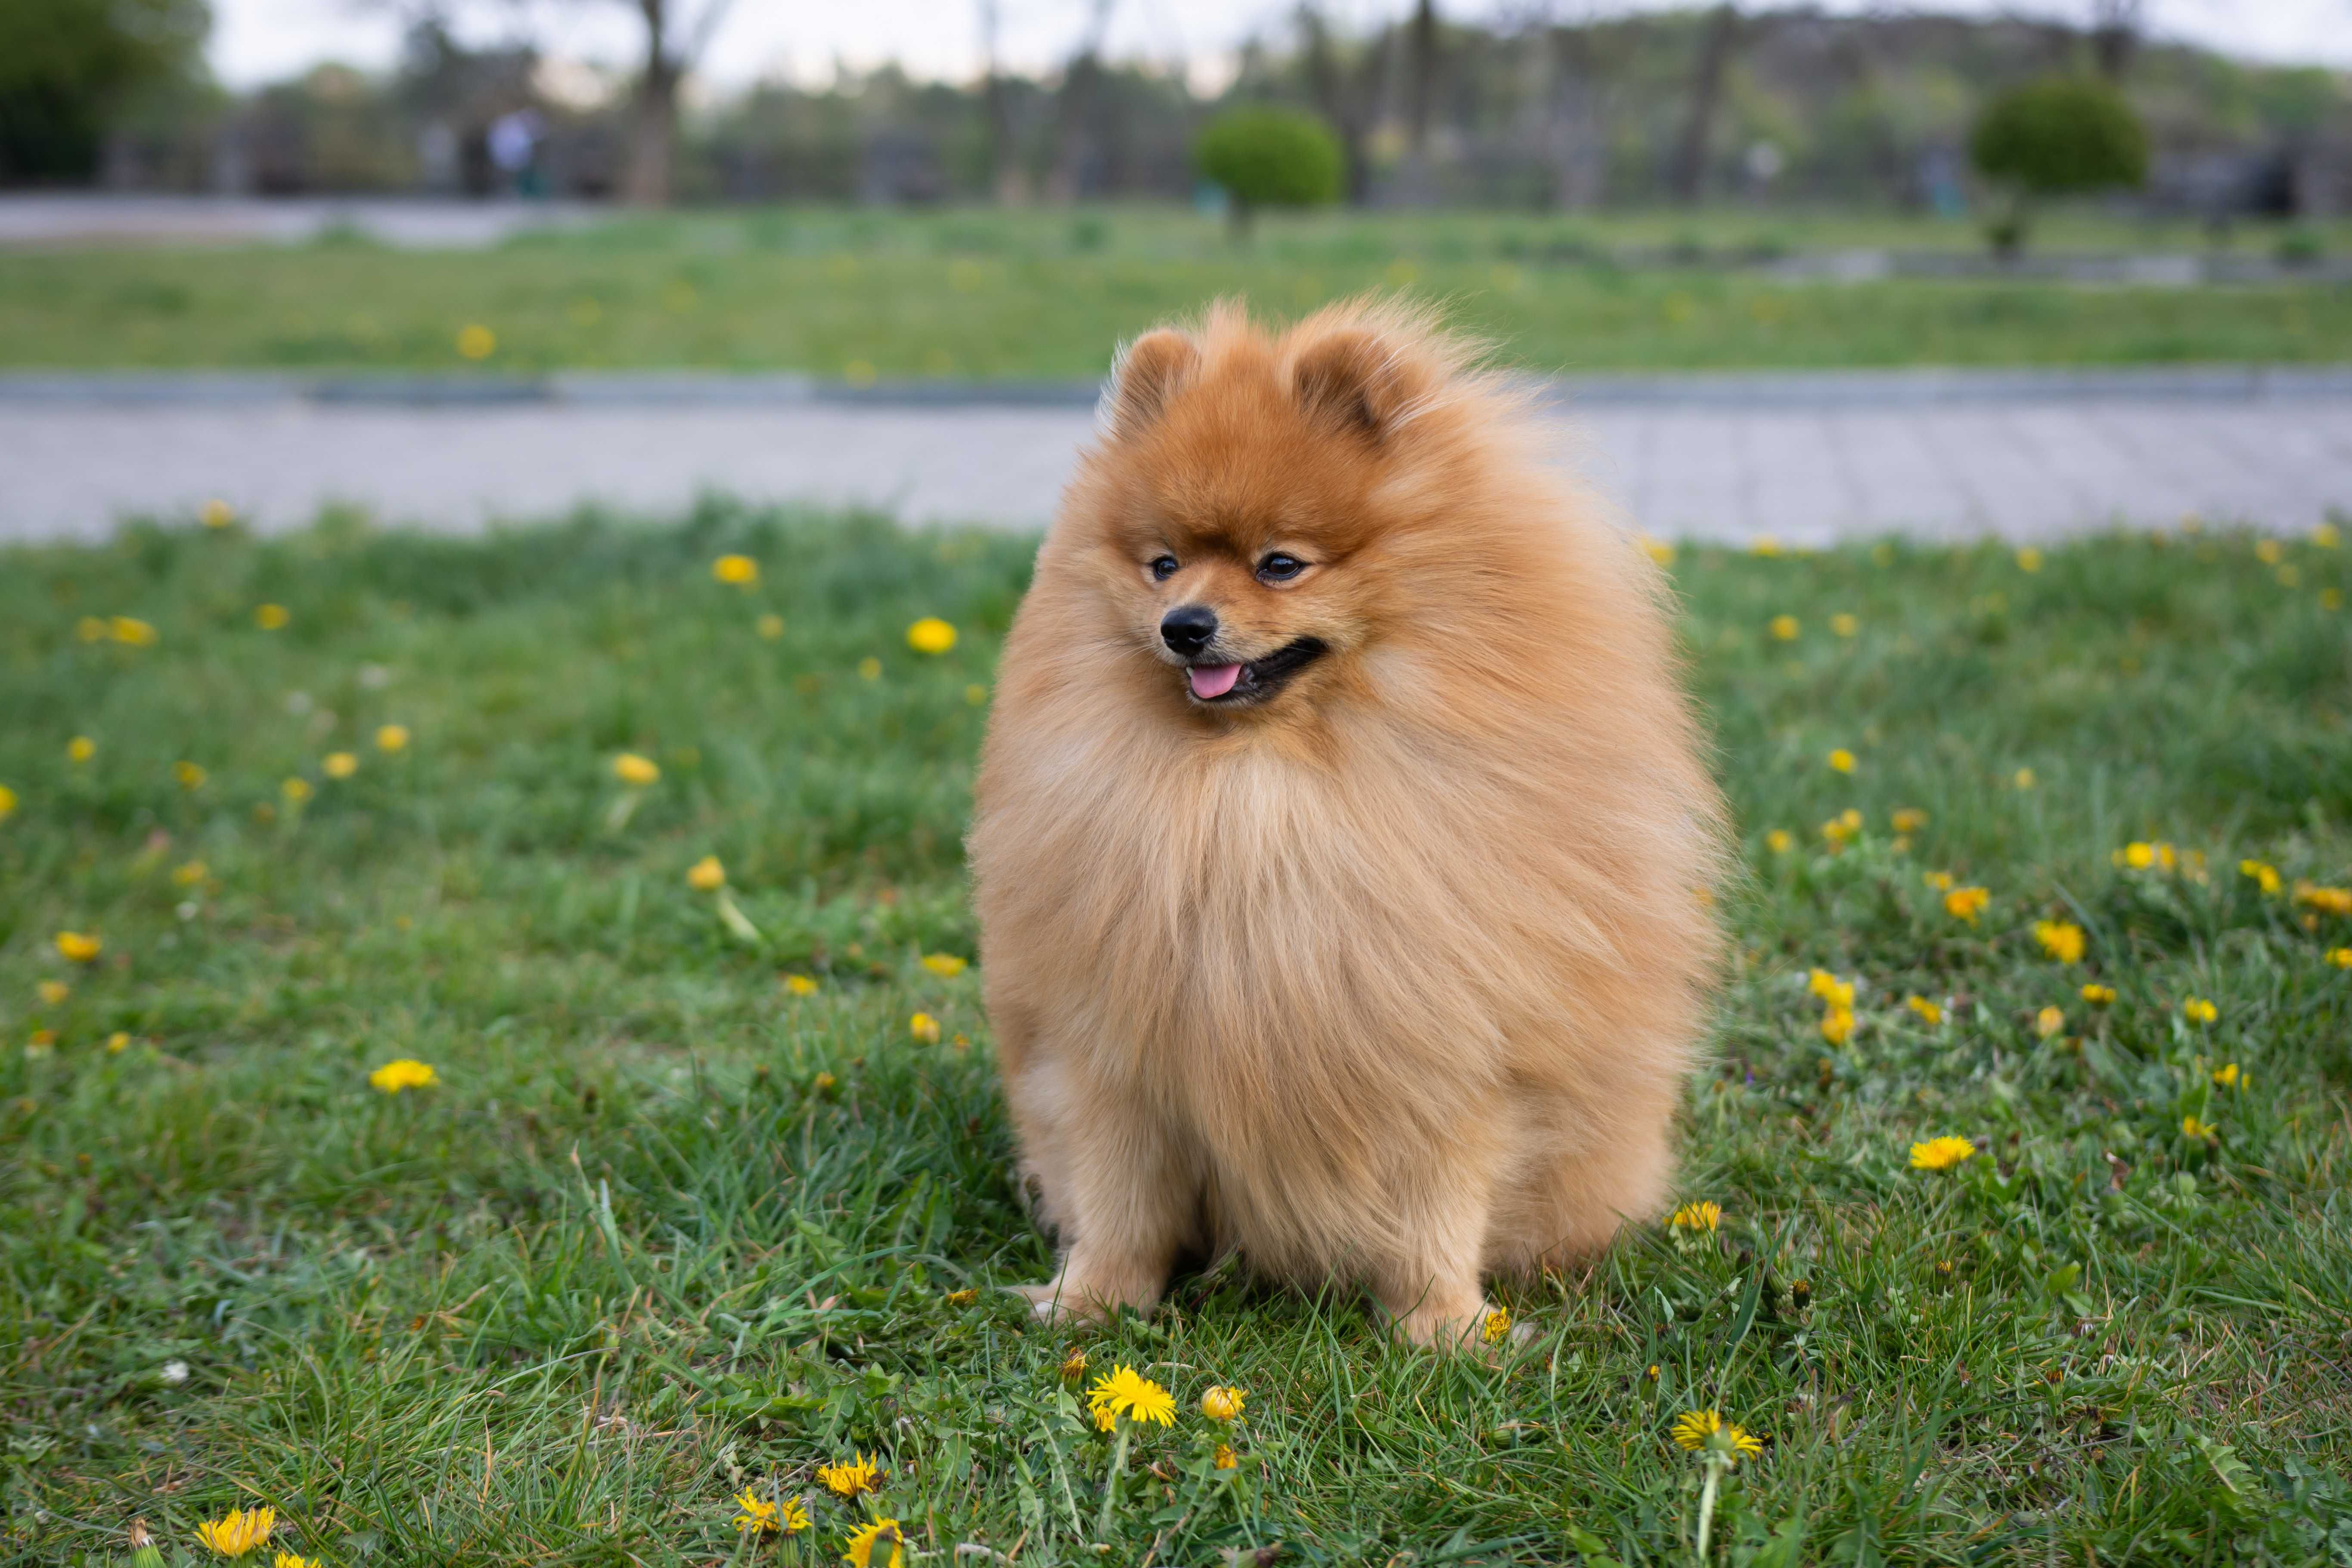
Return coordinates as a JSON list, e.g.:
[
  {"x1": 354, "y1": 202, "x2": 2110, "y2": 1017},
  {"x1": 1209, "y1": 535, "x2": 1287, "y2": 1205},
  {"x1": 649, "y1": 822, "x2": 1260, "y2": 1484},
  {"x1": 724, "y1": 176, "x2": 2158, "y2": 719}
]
[{"x1": 1290, "y1": 330, "x2": 1425, "y2": 443}]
